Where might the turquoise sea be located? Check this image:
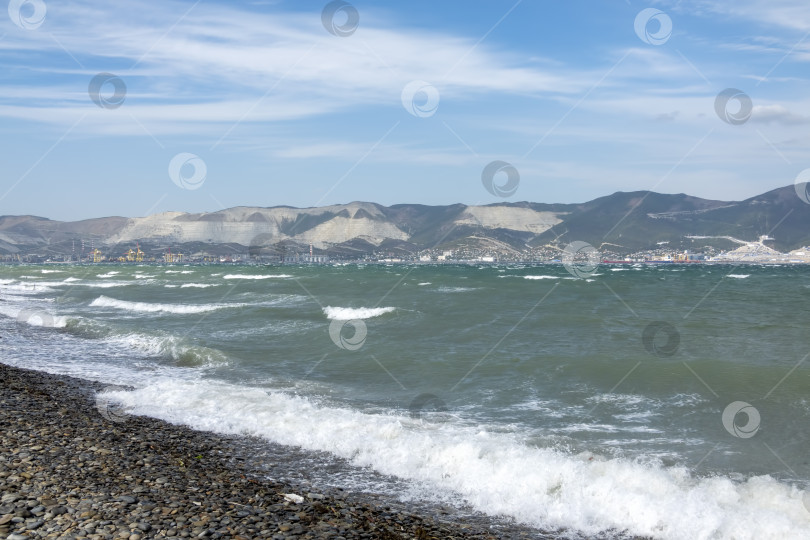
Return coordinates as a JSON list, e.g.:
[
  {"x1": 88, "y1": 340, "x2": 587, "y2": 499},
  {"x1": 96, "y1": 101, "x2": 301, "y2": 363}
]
[{"x1": 2, "y1": 263, "x2": 810, "y2": 539}]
